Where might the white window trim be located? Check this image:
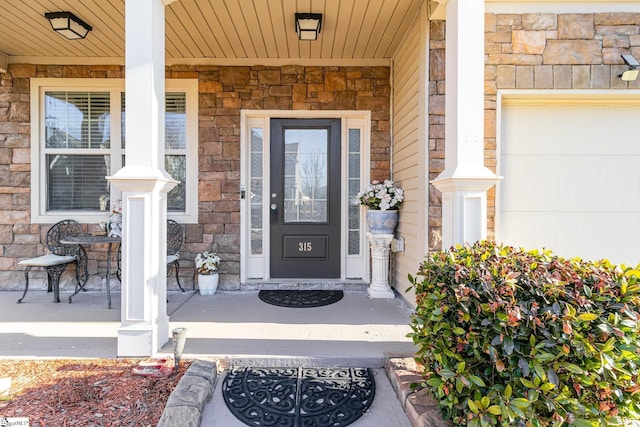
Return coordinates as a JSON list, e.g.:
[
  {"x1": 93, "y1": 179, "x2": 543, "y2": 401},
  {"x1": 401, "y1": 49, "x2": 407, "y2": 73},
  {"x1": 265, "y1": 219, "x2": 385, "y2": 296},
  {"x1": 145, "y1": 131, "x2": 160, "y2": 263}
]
[
  {"x1": 240, "y1": 110, "x2": 371, "y2": 282},
  {"x1": 30, "y1": 78, "x2": 199, "y2": 224}
]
